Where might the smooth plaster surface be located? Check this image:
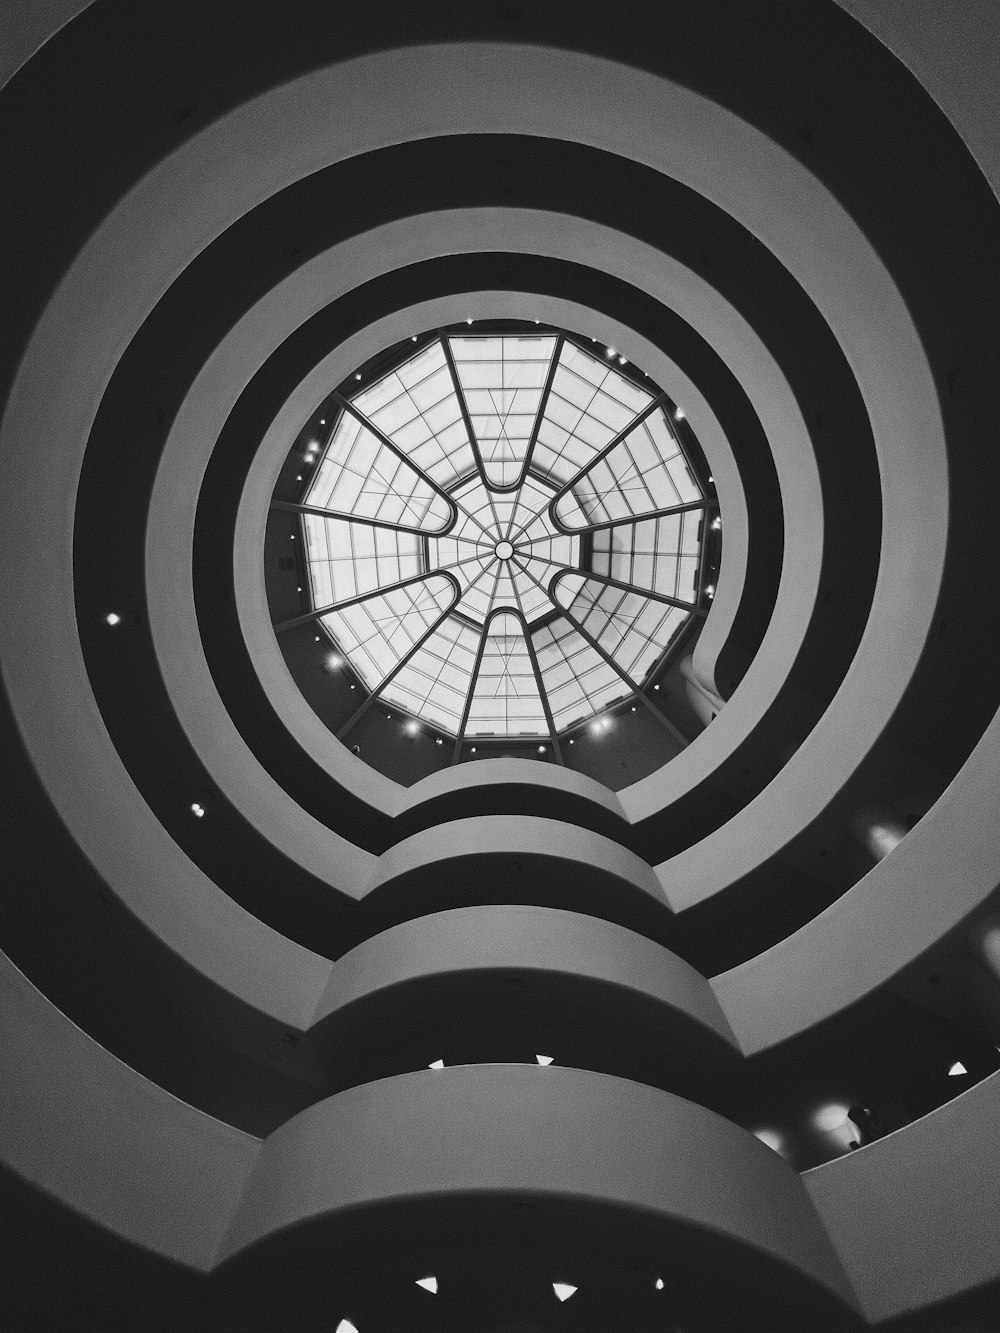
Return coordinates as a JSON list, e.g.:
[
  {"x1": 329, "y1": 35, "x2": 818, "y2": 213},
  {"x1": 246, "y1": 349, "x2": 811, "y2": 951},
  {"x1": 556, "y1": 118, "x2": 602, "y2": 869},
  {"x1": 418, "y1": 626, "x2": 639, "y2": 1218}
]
[{"x1": 218, "y1": 1064, "x2": 858, "y2": 1316}]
